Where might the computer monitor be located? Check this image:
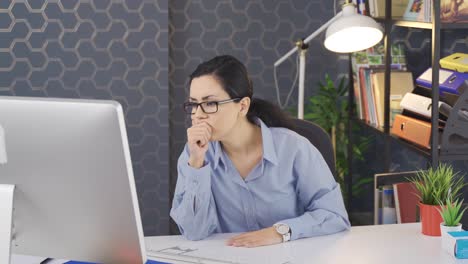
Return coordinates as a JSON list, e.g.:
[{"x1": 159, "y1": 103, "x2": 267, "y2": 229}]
[{"x1": 0, "y1": 96, "x2": 147, "y2": 264}]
